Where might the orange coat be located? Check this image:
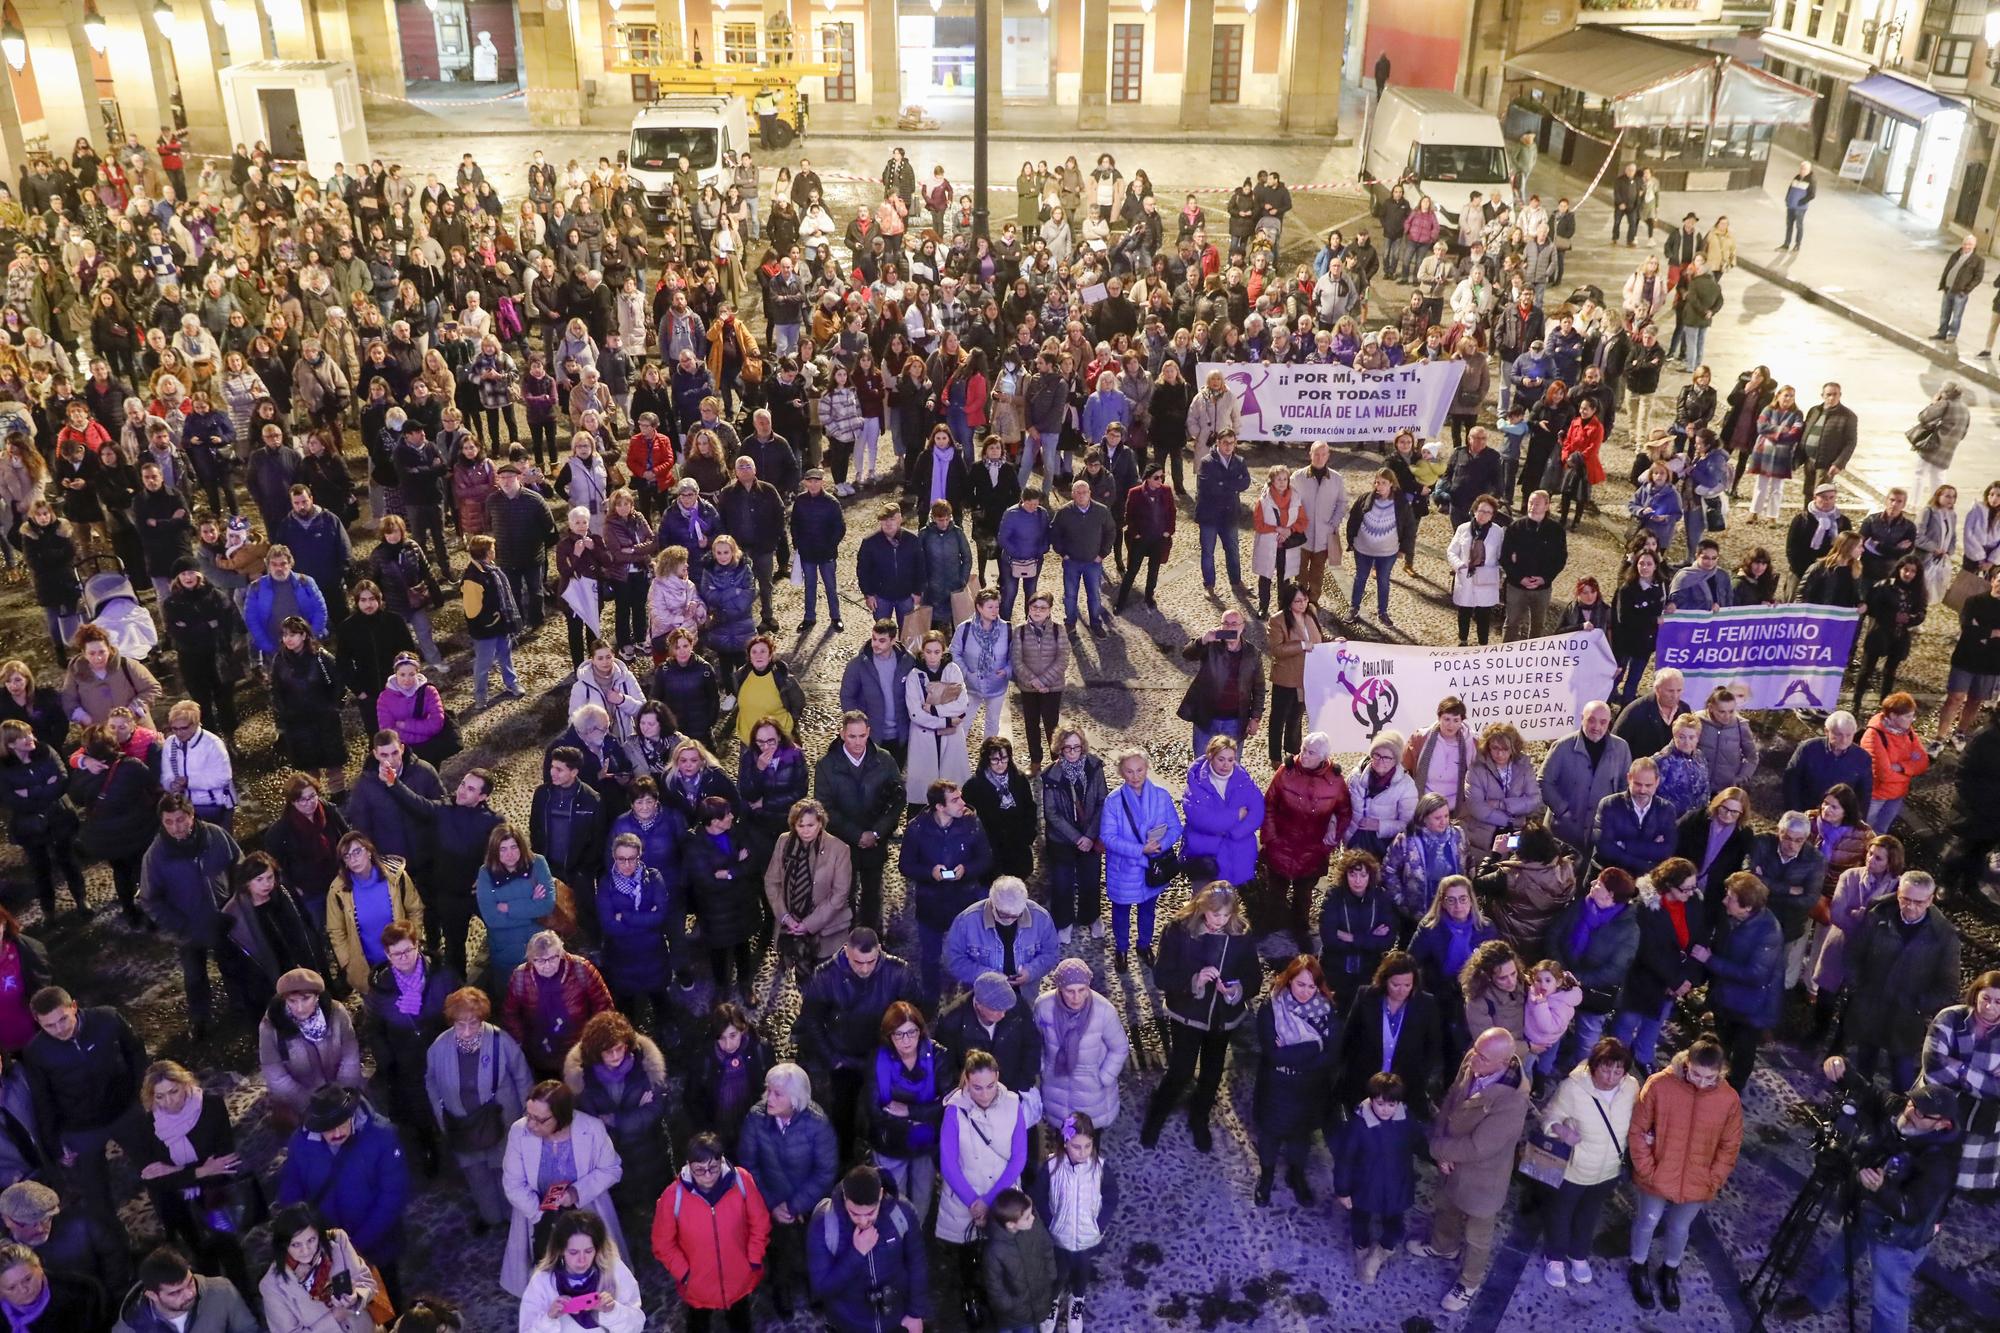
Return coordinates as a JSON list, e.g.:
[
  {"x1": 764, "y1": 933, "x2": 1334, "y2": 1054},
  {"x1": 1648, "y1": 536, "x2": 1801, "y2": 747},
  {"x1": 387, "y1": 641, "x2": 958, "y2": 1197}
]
[
  {"x1": 1859, "y1": 712, "x2": 1929, "y2": 802},
  {"x1": 704, "y1": 316, "x2": 763, "y2": 386},
  {"x1": 1628, "y1": 1053, "x2": 1743, "y2": 1204}
]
